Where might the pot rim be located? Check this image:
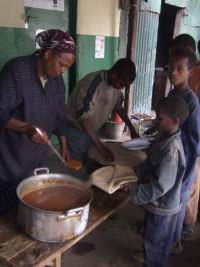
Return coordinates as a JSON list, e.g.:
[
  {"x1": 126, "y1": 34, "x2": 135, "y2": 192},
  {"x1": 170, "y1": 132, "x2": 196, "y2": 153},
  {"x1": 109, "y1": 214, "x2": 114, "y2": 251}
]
[{"x1": 16, "y1": 172, "x2": 93, "y2": 214}]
